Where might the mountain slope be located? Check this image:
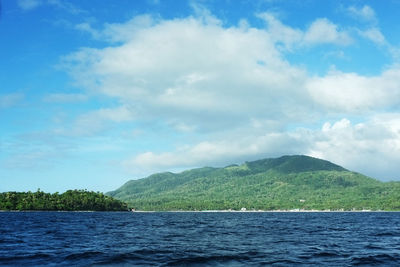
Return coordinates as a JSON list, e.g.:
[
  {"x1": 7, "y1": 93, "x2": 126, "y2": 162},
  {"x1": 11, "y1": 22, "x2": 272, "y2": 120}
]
[{"x1": 107, "y1": 155, "x2": 400, "y2": 211}]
